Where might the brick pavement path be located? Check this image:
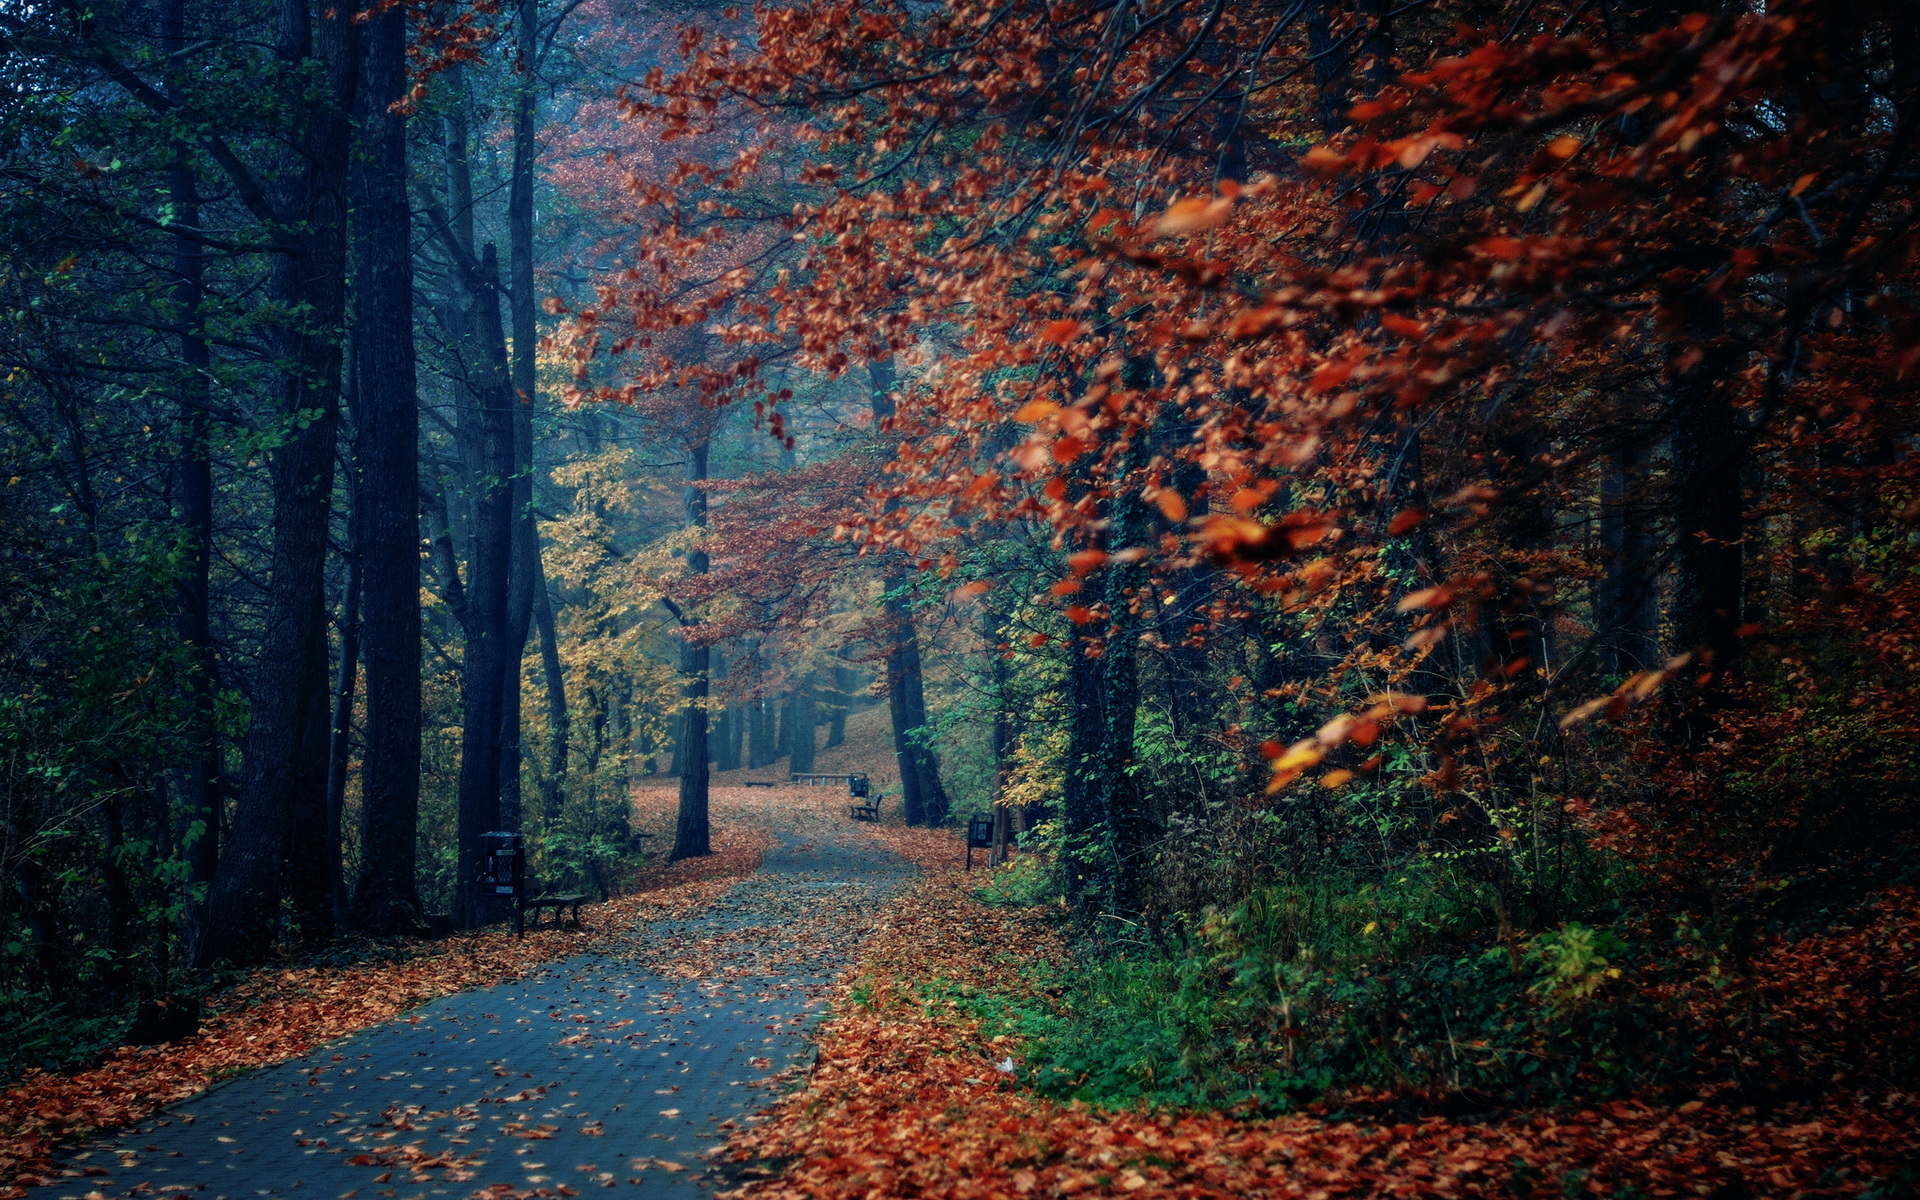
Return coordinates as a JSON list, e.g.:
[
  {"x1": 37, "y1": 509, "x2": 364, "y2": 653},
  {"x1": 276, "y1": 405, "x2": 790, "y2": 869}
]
[{"x1": 31, "y1": 792, "x2": 912, "y2": 1200}]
